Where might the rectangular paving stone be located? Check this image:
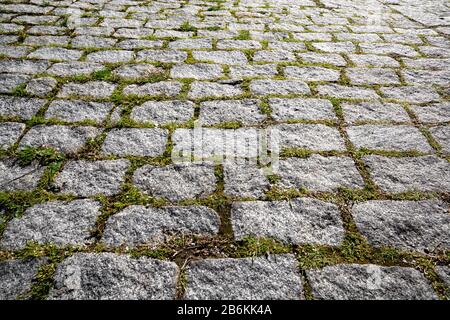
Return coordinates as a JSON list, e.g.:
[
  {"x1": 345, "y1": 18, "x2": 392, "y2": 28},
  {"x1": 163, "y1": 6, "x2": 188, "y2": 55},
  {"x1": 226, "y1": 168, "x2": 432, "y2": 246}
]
[
  {"x1": 123, "y1": 81, "x2": 182, "y2": 97},
  {"x1": 133, "y1": 163, "x2": 216, "y2": 202},
  {"x1": 307, "y1": 264, "x2": 438, "y2": 300},
  {"x1": 216, "y1": 40, "x2": 262, "y2": 50},
  {"x1": 346, "y1": 68, "x2": 400, "y2": 85},
  {"x1": 363, "y1": 155, "x2": 450, "y2": 193},
  {"x1": 170, "y1": 63, "x2": 223, "y2": 80},
  {"x1": 0, "y1": 45, "x2": 31, "y2": 58},
  {"x1": 185, "y1": 255, "x2": 303, "y2": 300},
  {"x1": 317, "y1": 84, "x2": 379, "y2": 100},
  {"x1": 229, "y1": 64, "x2": 278, "y2": 78},
  {"x1": 273, "y1": 124, "x2": 346, "y2": 151},
  {"x1": 284, "y1": 66, "x2": 340, "y2": 82},
  {"x1": 131, "y1": 100, "x2": 195, "y2": 125},
  {"x1": 411, "y1": 103, "x2": 450, "y2": 123},
  {"x1": 23, "y1": 35, "x2": 70, "y2": 46},
  {"x1": 250, "y1": 80, "x2": 310, "y2": 96},
  {"x1": 49, "y1": 253, "x2": 178, "y2": 300},
  {"x1": 342, "y1": 102, "x2": 410, "y2": 124},
  {"x1": 360, "y1": 43, "x2": 419, "y2": 57},
  {"x1": 0, "y1": 259, "x2": 46, "y2": 300},
  {"x1": 19, "y1": 125, "x2": 100, "y2": 154},
  {"x1": 402, "y1": 69, "x2": 450, "y2": 87},
  {"x1": 86, "y1": 50, "x2": 135, "y2": 63},
  {"x1": 102, "y1": 205, "x2": 220, "y2": 246},
  {"x1": 298, "y1": 52, "x2": 347, "y2": 67},
  {"x1": 71, "y1": 35, "x2": 117, "y2": 49},
  {"x1": 136, "y1": 50, "x2": 187, "y2": 63},
  {"x1": 353, "y1": 200, "x2": 450, "y2": 252},
  {"x1": 54, "y1": 159, "x2": 130, "y2": 197},
  {"x1": 270, "y1": 98, "x2": 336, "y2": 121},
  {"x1": 1, "y1": 200, "x2": 102, "y2": 250},
  {"x1": 253, "y1": 50, "x2": 296, "y2": 62},
  {"x1": 223, "y1": 161, "x2": 270, "y2": 198},
  {"x1": 312, "y1": 42, "x2": 356, "y2": 53},
  {"x1": 231, "y1": 198, "x2": 344, "y2": 245},
  {"x1": 380, "y1": 86, "x2": 441, "y2": 104},
  {"x1": 347, "y1": 125, "x2": 433, "y2": 152},
  {"x1": 188, "y1": 81, "x2": 243, "y2": 99},
  {"x1": 169, "y1": 38, "x2": 213, "y2": 49},
  {"x1": 45, "y1": 100, "x2": 113, "y2": 124},
  {"x1": 101, "y1": 128, "x2": 168, "y2": 157},
  {"x1": 429, "y1": 126, "x2": 450, "y2": 154},
  {"x1": 199, "y1": 99, "x2": 266, "y2": 126},
  {"x1": 0, "y1": 122, "x2": 25, "y2": 150},
  {"x1": 28, "y1": 47, "x2": 83, "y2": 61},
  {"x1": 0, "y1": 73, "x2": 31, "y2": 93},
  {"x1": 277, "y1": 155, "x2": 364, "y2": 192},
  {"x1": 46, "y1": 61, "x2": 105, "y2": 77},
  {"x1": 192, "y1": 50, "x2": 248, "y2": 65},
  {"x1": 0, "y1": 59, "x2": 51, "y2": 74},
  {"x1": 26, "y1": 77, "x2": 57, "y2": 97},
  {"x1": 0, "y1": 158, "x2": 46, "y2": 191},
  {"x1": 57, "y1": 81, "x2": 116, "y2": 99},
  {"x1": 347, "y1": 54, "x2": 400, "y2": 68}
]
